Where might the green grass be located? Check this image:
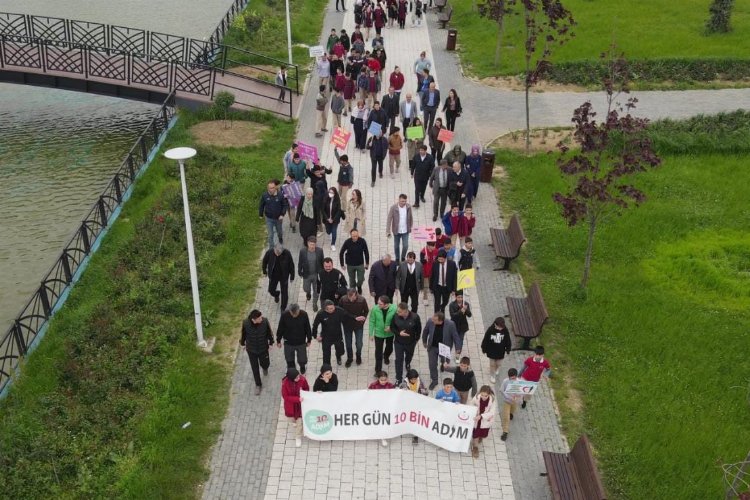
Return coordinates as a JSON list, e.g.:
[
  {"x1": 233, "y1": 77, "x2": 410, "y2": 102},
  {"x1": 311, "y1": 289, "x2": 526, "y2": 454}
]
[
  {"x1": 453, "y1": 0, "x2": 750, "y2": 78},
  {"x1": 0, "y1": 110, "x2": 295, "y2": 499},
  {"x1": 496, "y1": 145, "x2": 750, "y2": 498}
]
